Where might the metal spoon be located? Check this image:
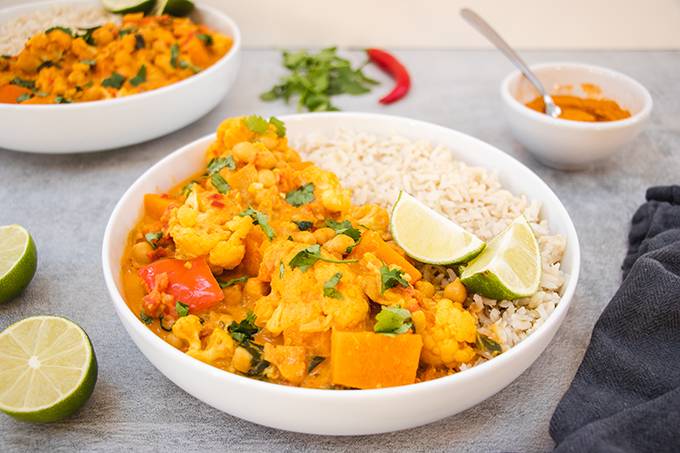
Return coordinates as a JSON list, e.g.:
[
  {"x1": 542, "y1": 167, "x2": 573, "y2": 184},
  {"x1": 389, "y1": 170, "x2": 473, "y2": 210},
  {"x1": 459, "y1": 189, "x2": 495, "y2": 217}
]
[{"x1": 460, "y1": 8, "x2": 562, "y2": 118}]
